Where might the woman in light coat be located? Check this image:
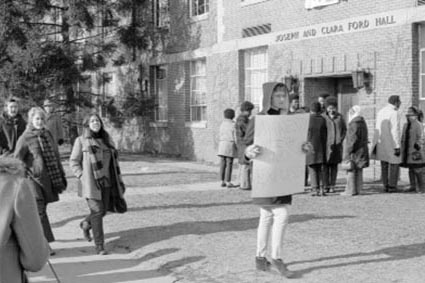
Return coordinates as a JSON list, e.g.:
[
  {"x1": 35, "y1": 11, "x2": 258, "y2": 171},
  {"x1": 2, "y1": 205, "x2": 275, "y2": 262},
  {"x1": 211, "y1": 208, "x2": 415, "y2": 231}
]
[
  {"x1": 0, "y1": 157, "x2": 48, "y2": 283},
  {"x1": 70, "y1": 113, "x2": 126, "y2": 255},
  {"x1": 400, "y1": 106, "x2": 425, "y2": 193},
  {"x1": 341, "y1": 106, "x2": 369, "y2": 196},
  {"x1": 217, "y1": 108, "x2": 237, "y2": 188}
]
